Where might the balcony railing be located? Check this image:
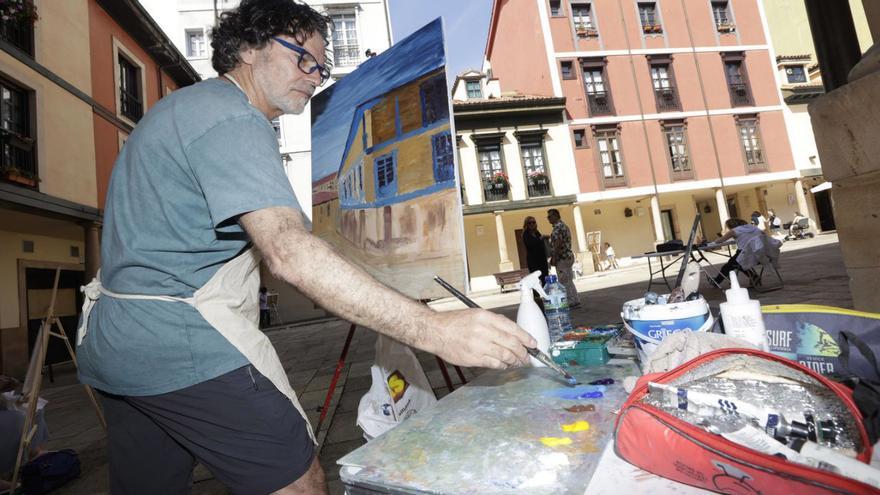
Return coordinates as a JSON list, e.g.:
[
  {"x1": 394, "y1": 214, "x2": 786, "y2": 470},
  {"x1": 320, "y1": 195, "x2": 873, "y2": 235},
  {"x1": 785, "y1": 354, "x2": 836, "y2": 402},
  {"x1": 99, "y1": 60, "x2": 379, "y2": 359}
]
[
  {"x1": 587, "y1": 91, "x2": 613, "y2": 116},
  {"x1": 1, "y1": 129, "x2": 37, "y2": 187},
  {"x1": 0, "y1": 17, "x2": 34, "y2": 55},
  {"x1": 671, "y1": 157, "x2": 694, "y2": 180},
  {"x1": 527, "y1": 175, "x2": 551, "y2": 197},
  {"x1": 482, "y1": 181, "x2": 509, "y2": 202},
  {"x1": 120, "y1": 88, "x2": 143, "y2": 122},
  {"x1": 728, "y1": 83, "x2": 751, "y2": 106},
  {"x1": 333, "y1": 44, "x2": 360, "y2": 67},
  {"x1": 654, "y1": 87, "x2": 680, "y2": 111},
  {"x1": 745, "y1": 150, "x2": 765, "y2": 169}
]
